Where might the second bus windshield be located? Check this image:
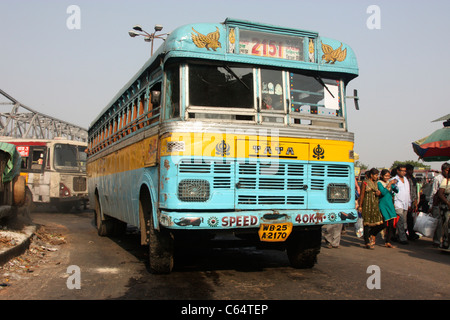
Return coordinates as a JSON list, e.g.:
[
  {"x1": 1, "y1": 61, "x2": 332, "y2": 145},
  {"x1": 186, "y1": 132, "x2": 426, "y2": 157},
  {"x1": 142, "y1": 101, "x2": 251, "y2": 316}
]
[{"x1": 54, "y1": 144, "x2": 86, "y2": 172}]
